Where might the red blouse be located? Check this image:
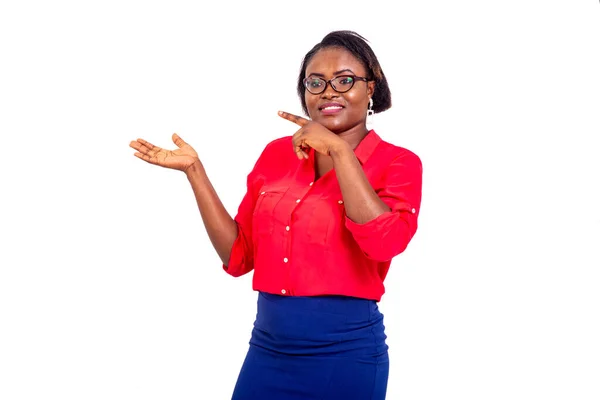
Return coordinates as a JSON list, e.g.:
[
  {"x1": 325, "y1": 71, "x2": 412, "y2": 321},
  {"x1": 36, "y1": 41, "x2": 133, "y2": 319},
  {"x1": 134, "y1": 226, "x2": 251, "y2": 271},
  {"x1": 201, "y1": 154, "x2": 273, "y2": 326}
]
[{"x1": 223, "y1": 130, "x2": 422, "y2": 301}]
